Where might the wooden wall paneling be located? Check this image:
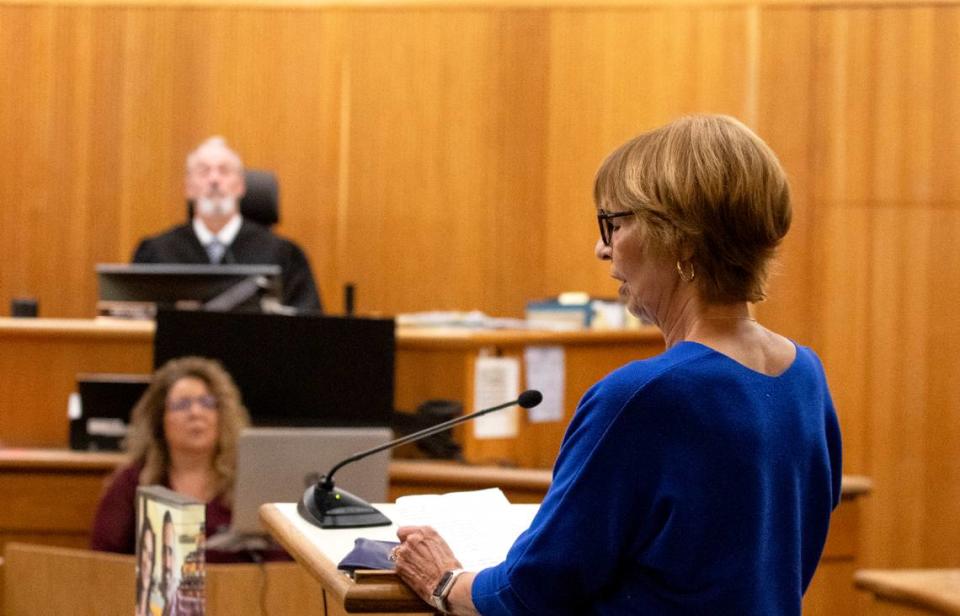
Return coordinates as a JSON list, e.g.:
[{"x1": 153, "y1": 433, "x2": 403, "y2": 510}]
[
  {"x1": 803, "y1": 10, "x2": 882, "y2": 582},
  {"x1": 116, "y1": 7, "x2": 186, "y2": 265},
  {"x1": 753, "y1": 7, "x2": 816, "y2": 344},
  {"x1": 921, "y1": 210, "x2": 960, "y2": 569},
  {"x1": 864, "y1": 206, "x2": 960, "y2": 570},
  {"x1": 205, "y1": 562, "x2": 328, "y2": 615},
  {"x1": 258, "y1": 11, "x2": 346, "y2": 317},
  {"x1": 487, "y1": 10, "x2": 551, "y2": 316},
  {"x1": 0, "y1": 6, "x2": 93, "y2": 317},
  {"x1": 542, "y1": 7, "x2": 755, "y2": 301},
  {"x1": 866, "y1": 208, "x2": 932, "y2": 569},
  {"x1": 4, "y1": 544, "x2": 136, "y2": 616},
  {"x1": 543, "y1": 9, "x2": 628, "y2": 299},
  {"x1": 339, "y1": 9, "x2": 550, "y2": 317},
  {"x1": 802, "y1": 4, "x2": 960, "y2": 573}
]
